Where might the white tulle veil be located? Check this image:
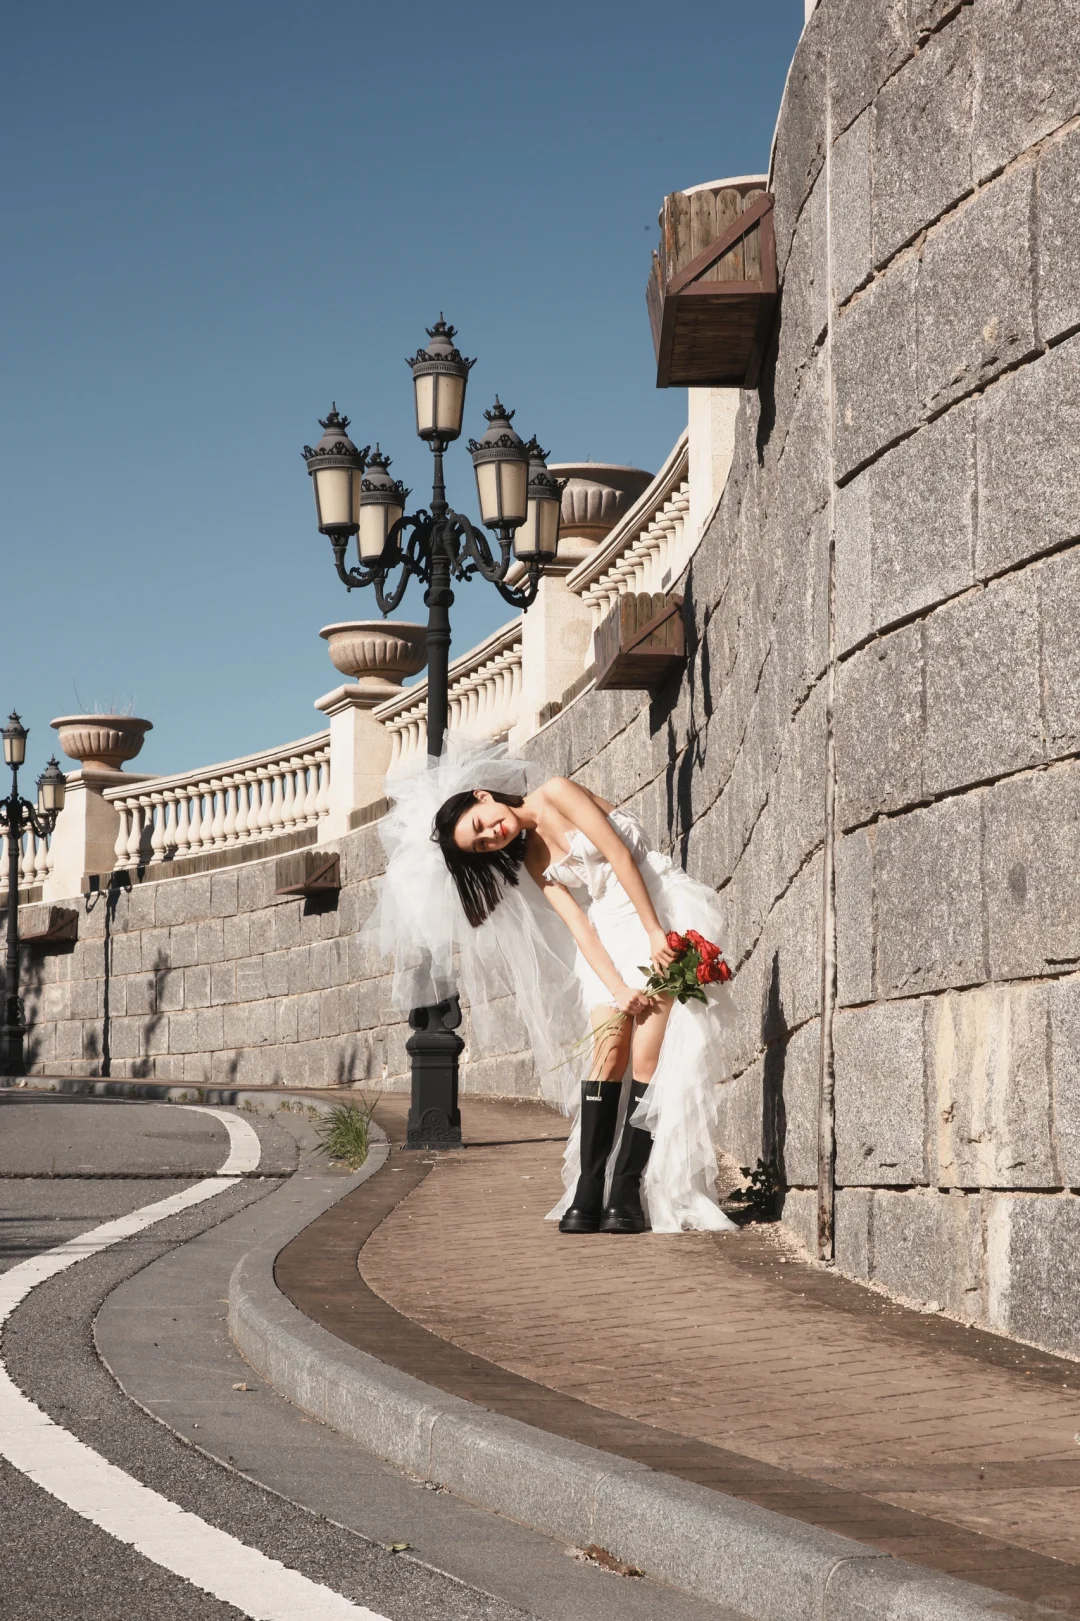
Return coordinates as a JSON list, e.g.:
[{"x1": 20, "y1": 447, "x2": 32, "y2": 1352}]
[{"x1": 361, "y1": 739, "x2": 590, "y2": 1113}]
